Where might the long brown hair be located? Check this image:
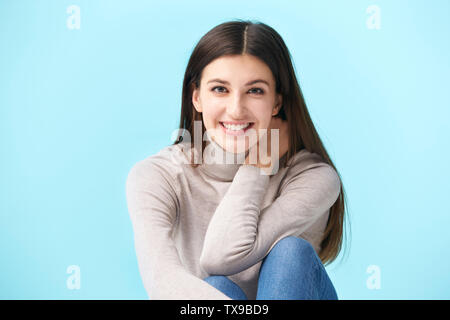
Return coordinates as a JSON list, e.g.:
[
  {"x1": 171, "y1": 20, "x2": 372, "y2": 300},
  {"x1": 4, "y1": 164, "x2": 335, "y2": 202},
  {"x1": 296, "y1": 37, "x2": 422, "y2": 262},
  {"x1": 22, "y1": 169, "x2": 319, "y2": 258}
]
[{"x1": 172, "y1": 19, "x2": 350, "y2": 266}]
